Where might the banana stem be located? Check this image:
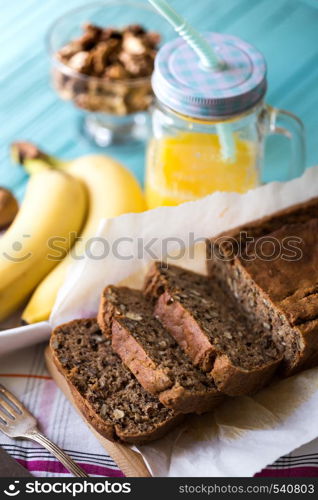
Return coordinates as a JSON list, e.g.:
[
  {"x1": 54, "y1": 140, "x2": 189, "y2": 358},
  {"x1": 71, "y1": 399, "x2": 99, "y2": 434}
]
[{"x1": 11, "y1": 141, "x2": 68, "y2": 174}]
